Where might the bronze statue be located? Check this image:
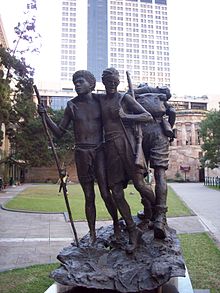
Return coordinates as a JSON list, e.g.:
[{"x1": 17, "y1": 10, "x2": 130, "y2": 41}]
[
  {"x1": 133, "y1": 84, "x2": 176, "y2": 239},
  {"x1": 38, "y1": 70, "x2": 119, "y2": 244},
  {"x1": 99, "y1": 67, "x2": 155, "y2": 252},
  {"x1": 48, "y1": 69, "x2": 185, "y2": 292}
]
